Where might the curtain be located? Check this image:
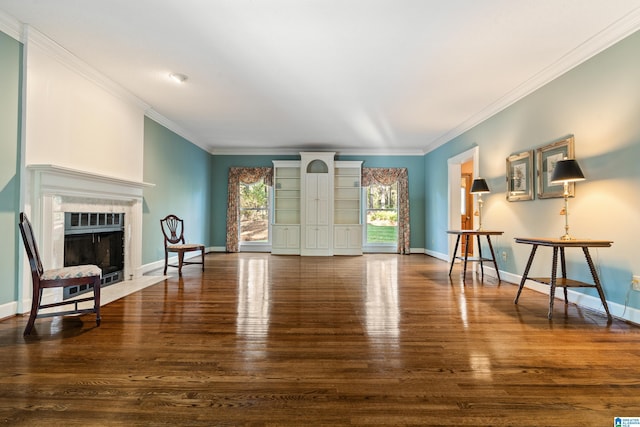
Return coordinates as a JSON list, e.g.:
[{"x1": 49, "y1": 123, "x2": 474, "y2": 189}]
[
  {"x1": 226, "y1": 167, "x2": 273, "y2": 252},
  {"x1": 361, "y1": 167, "x2": 410, "y2": 254}
]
